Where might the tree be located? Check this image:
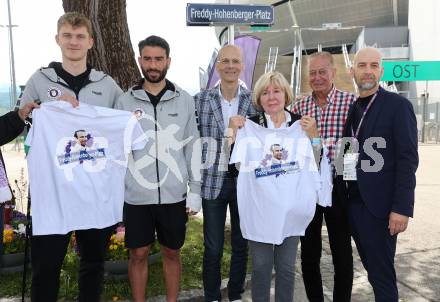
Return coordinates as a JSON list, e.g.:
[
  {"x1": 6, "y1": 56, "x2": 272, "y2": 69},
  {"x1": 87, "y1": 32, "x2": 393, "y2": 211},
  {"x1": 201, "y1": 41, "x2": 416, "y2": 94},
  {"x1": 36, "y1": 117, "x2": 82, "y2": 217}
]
[{"x1": 62, "y1": 0, "x2": 140, "y2": 90}]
